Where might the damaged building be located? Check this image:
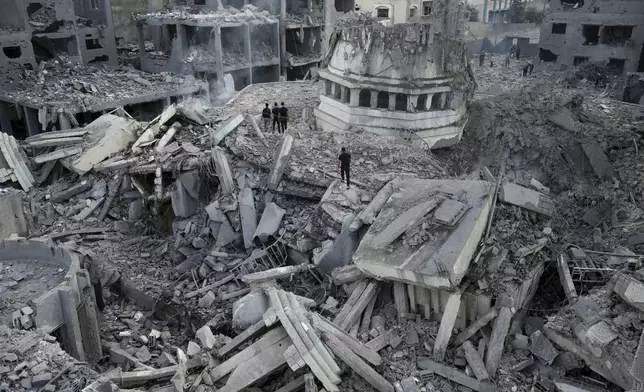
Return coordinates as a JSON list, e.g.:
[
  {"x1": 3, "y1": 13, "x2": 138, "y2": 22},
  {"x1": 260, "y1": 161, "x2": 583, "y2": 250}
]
[
  {"x1": 315, "y1": 4, "x2": 474, "y2": 149},
  {"x1": 134, "y1": 0, "x2": 324, "y2": 96},
  {"x1": 538, "y1": 0, "x2": 644, "y2": 72}
]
